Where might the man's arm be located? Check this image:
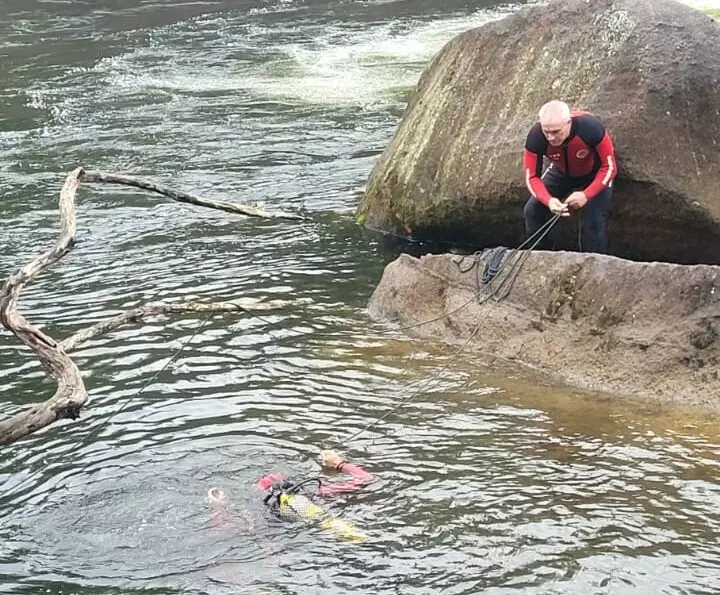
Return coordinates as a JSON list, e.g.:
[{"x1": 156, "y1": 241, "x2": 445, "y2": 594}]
[
  {"x1": 317, "y1": 461, "x2": 373, "y2": 496},
  {"x1": 523, "y1": 149, "x2": 553, "y2": 206},
  {"x1": 523, "y1": 123, "x2": 553, "y2": 206},
  {"x1": 583, "y1": 131, "x2": 617, "y2": 199},
  {"x1": 317, "y1": 449, "x2": 373, "y2": 496},
  {"x1": 576, "y1": 115, "x2": 617, "y2": 200}
]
